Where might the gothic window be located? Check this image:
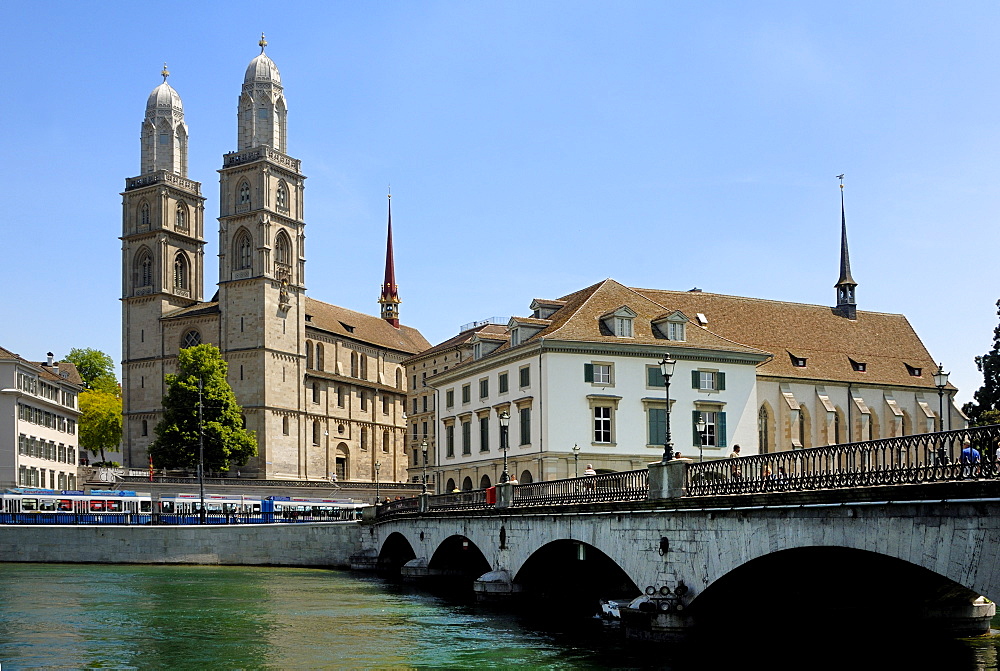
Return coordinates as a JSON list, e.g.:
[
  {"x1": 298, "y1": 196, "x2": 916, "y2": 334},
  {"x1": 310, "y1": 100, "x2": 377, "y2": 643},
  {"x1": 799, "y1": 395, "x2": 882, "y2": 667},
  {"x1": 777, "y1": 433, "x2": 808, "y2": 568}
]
[
  {"x1": 135, "y1": 249, "x2": 153, "y2": 288},
  {"x1": 238, "y1": 181, "x2": 251, "y2": 208},
  {"x1": 173, "y1": 252, "x2": 189, "y2": 291},
  {"x1": 234, "y1": 230, "x2": 253, "y2": 271},
  {"x1": 274, "y1": 230, "x2": 291, "y2": 267},
  {"x1": 276, "y1": 183, "x2": 288, "y2": 210},
  {"x1": 305, "y1": 341, "x2": 313, "y2": 369},
  {"x1": 316, "y1": 343, "x2": 325, "y2": 371},
  {"x1": 350, "y1": 352, "x2": 358, "y2": 377},
  {"x1": 176, "y1": 204, "x2": 188, "y2": 231},
  {"x1": 181, "y1": 330, "x2": 201, "y2": 349},
  {"x1": 360, "y1": 355, "x2": 367, "y2": 380},
  {"x1": 139, "y1": 202, "x2": 150, "y2": 228},
  {"x1": 758, "y1": 405, "x2": 770, "y2": 453}
]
